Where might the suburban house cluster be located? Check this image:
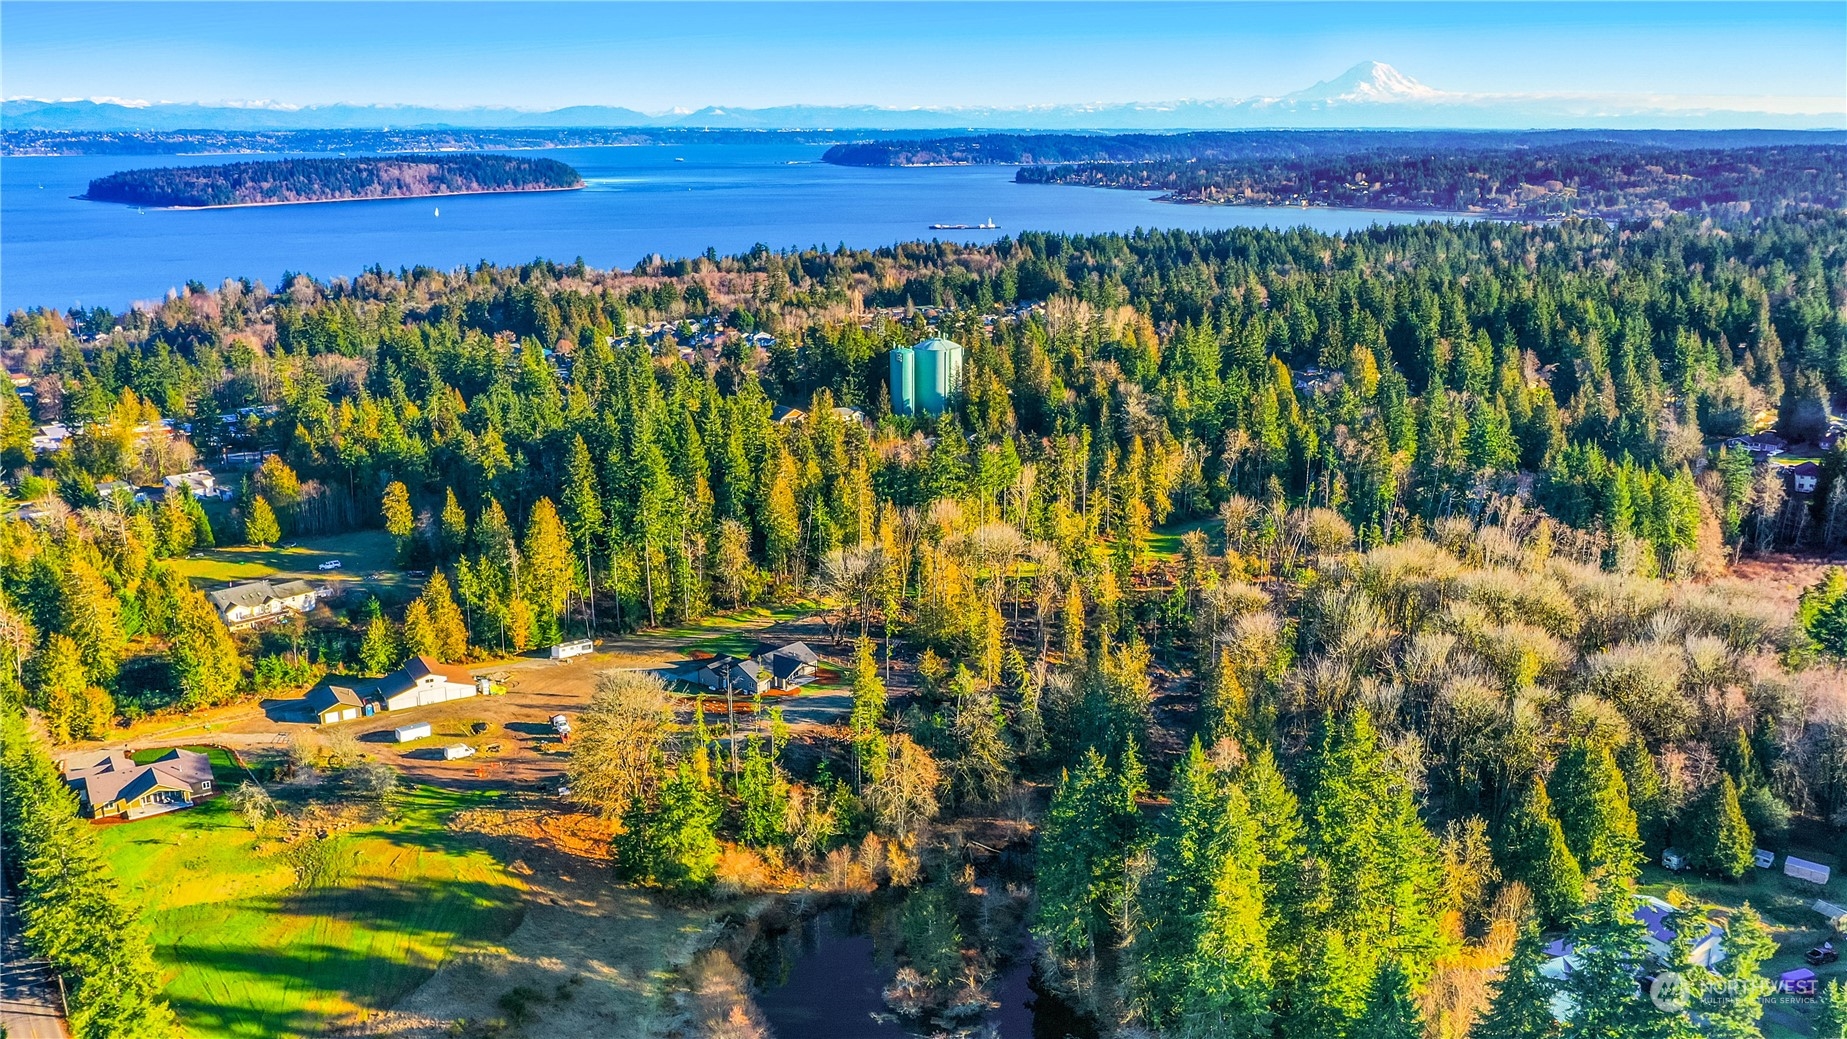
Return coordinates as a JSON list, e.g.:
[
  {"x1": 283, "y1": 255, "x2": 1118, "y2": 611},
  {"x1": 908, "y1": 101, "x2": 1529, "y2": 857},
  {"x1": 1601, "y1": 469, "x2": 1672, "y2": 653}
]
[
  {"x1": 61, "y1": 748, "x2": 215, "y2": 820},
  {"x1": 674, "y1": 641, "x2": 821, "y2": 695},
  {"x1": 304, "y1": 655, "x2": 487, "y2": 725}
]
